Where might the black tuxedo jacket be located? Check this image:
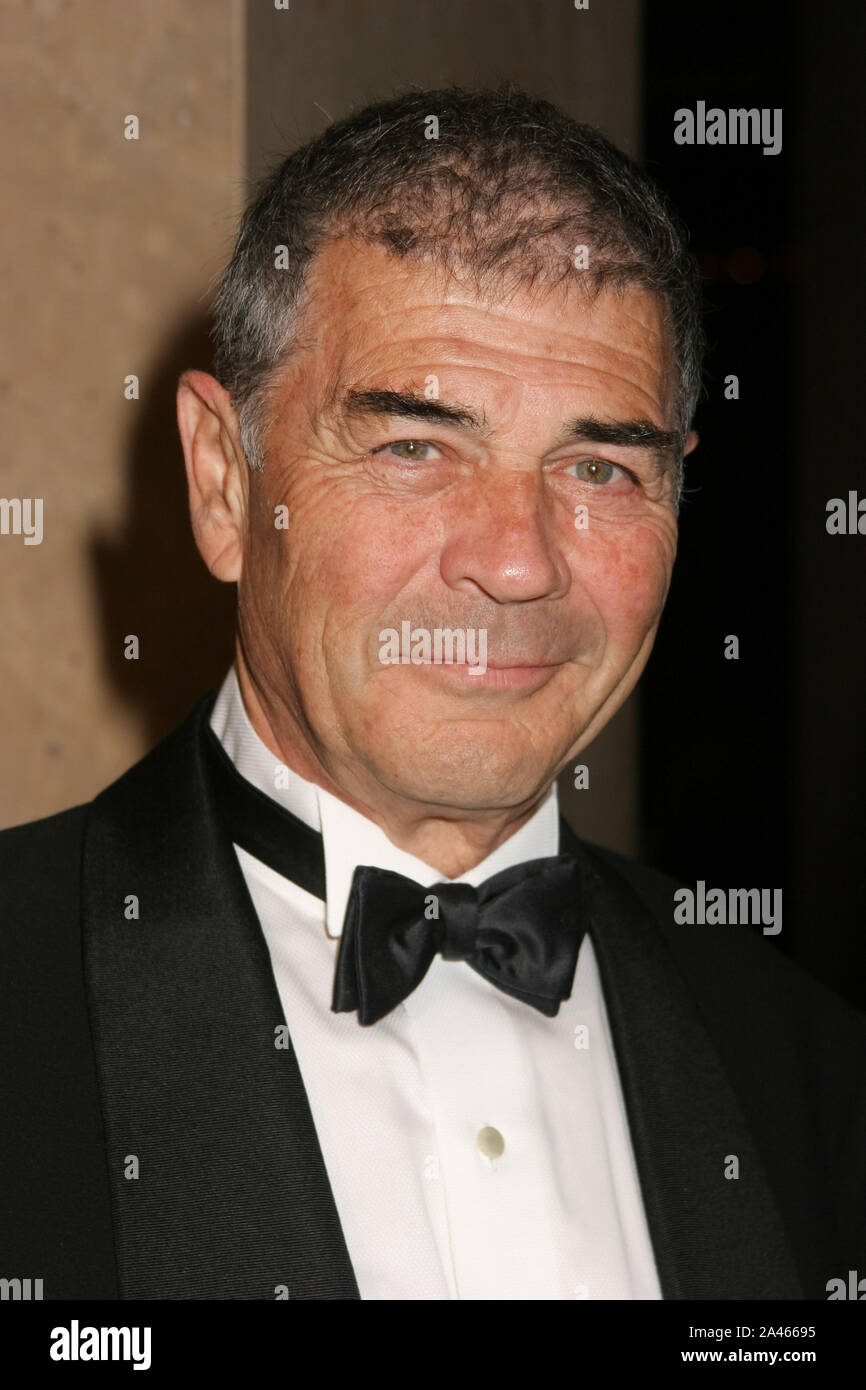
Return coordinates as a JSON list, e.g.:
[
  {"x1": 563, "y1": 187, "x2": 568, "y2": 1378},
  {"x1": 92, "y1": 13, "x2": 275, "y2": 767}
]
[{"x1": 1, "y1": 692, "x2": 864, "y2": 1300}]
